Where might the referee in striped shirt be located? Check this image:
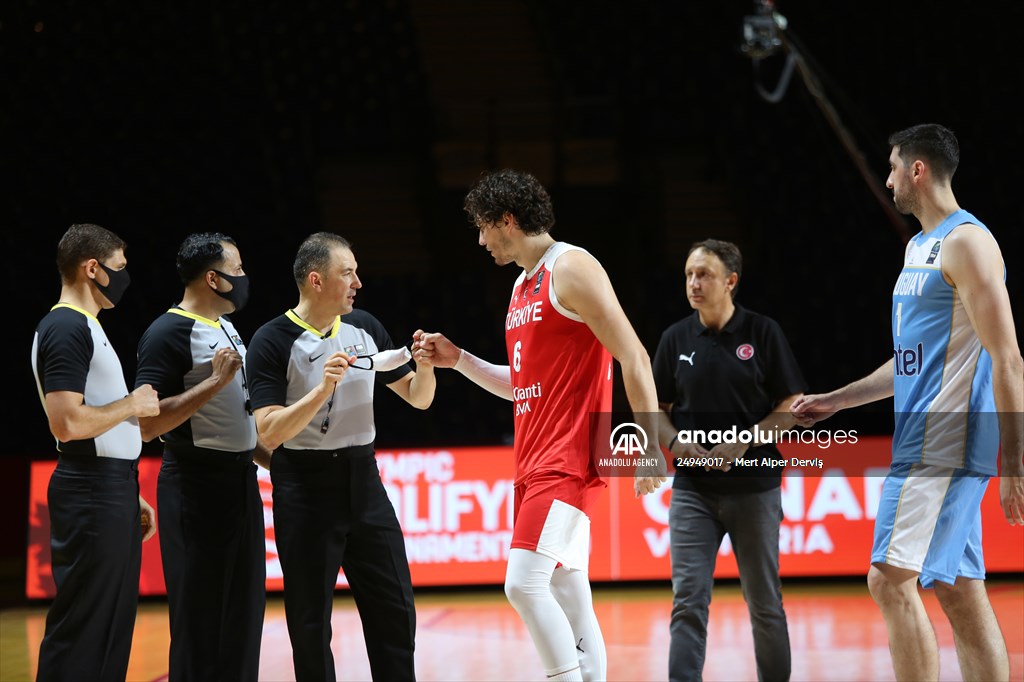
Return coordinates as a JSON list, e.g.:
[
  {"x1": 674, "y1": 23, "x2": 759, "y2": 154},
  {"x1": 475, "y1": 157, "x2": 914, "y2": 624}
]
[
  {"x1": 136, "y1": 233, "x2": 270, "y2": 681},
  {"x1": 246, "y1": 232, "x2": 436, "y2": 681}
]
